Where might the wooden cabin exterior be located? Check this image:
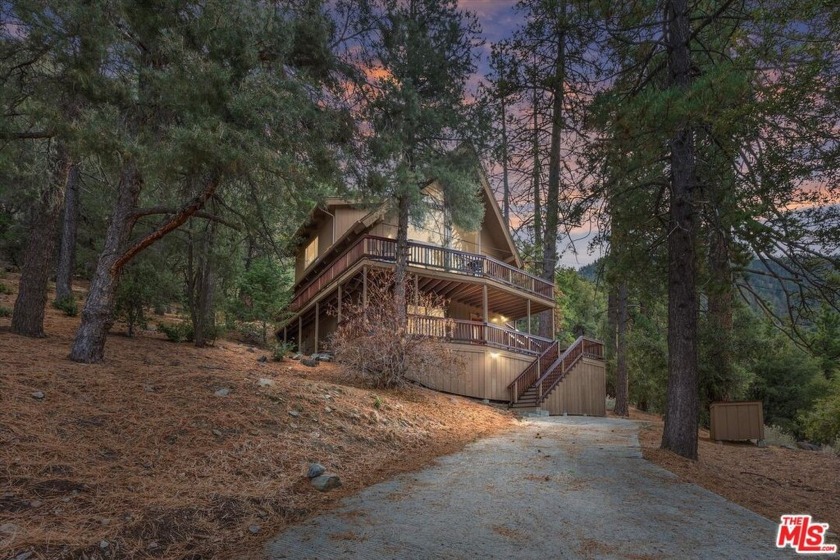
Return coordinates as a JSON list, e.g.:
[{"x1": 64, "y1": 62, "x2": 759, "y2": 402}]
[{"x1": 279, "y1": 172, "x2": 606, "y2": 416}]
